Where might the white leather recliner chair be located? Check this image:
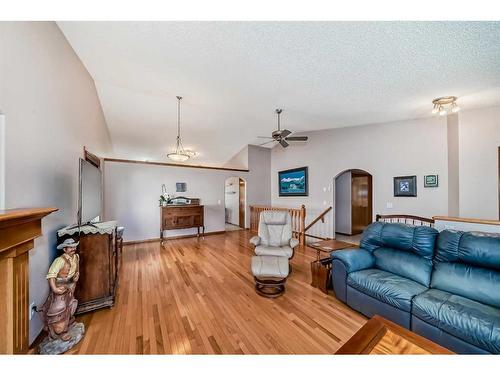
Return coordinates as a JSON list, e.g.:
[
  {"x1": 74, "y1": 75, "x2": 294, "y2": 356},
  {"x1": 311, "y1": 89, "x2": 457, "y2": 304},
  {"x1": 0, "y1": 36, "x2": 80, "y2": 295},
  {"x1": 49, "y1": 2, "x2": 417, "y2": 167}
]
[{"x1": 249, "y1": 211, "x2": 299, "y2": 259}]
